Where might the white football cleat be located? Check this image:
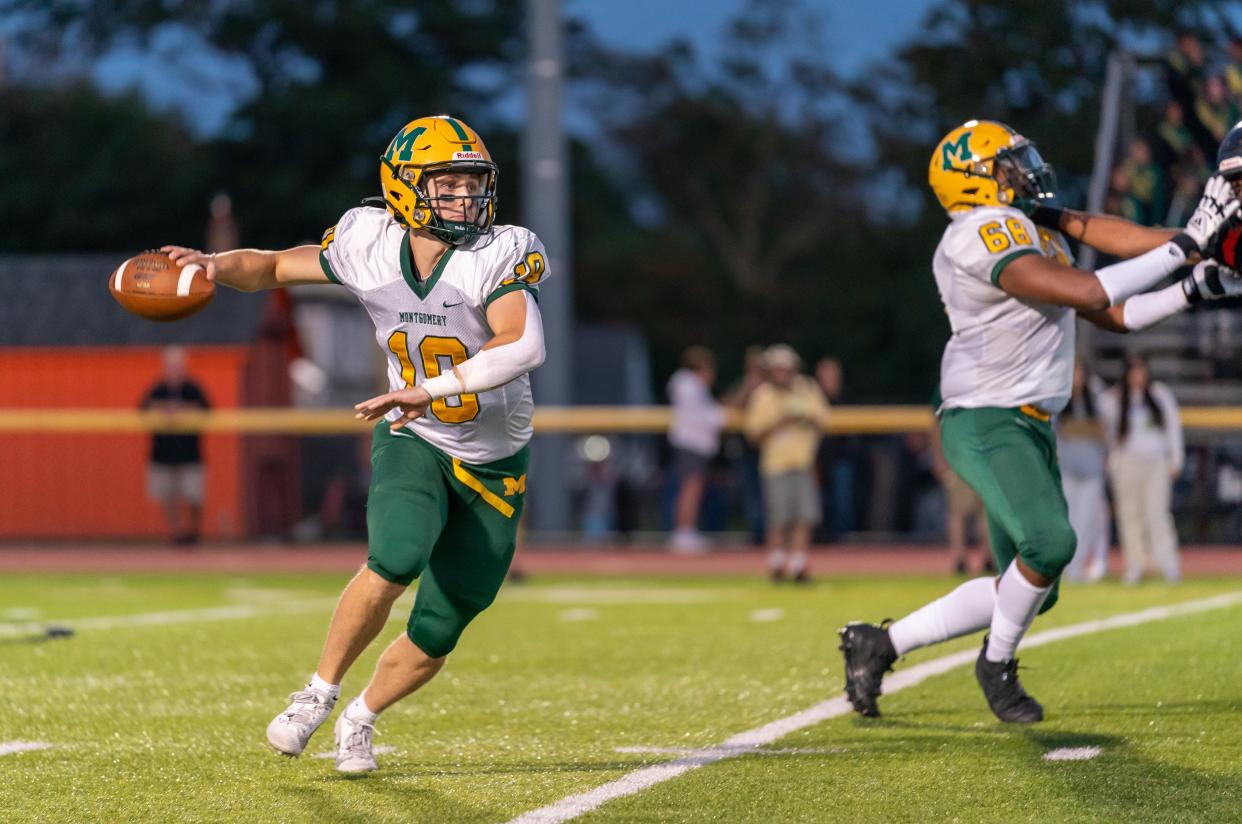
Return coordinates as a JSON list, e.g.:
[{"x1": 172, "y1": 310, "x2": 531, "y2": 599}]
[
  {"x1": 334, "y1": 712, "x2": 379, "y2": 773},
  {"x1": 266, "y1": 687, "x2": 336, "y2": 756}
]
